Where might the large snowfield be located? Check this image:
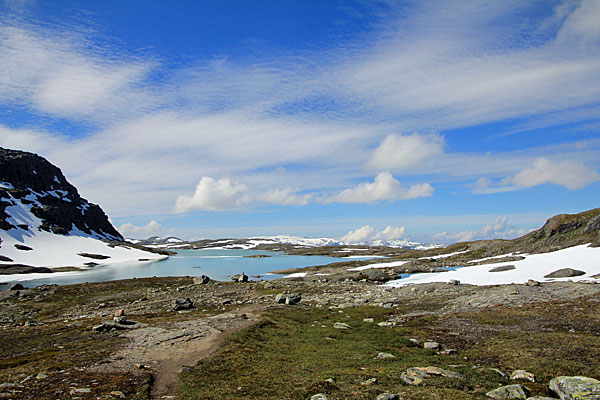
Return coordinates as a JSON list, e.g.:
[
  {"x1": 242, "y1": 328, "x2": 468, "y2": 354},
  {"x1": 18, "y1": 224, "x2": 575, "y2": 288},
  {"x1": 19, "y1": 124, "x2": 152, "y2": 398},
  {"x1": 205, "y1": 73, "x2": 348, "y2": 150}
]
[
  {"x1": 0, "y1": 197, "x2": 166, "y2": 283},
  {"x1": 385, "y1": 244, "x2": 600, "y2": 287}
]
